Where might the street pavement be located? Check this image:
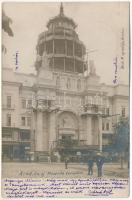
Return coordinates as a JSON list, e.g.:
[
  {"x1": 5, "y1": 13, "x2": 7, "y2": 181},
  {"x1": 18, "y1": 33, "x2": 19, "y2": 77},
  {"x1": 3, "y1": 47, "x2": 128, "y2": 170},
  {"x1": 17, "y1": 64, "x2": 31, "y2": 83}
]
[{"x1": 2, "y1": 162, "x2": 129, "y2": 179}]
